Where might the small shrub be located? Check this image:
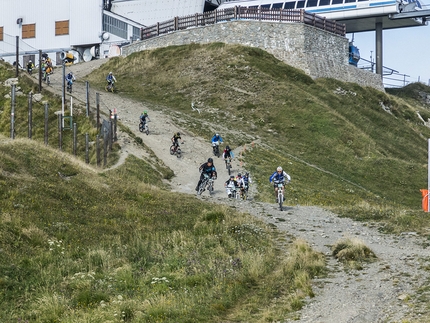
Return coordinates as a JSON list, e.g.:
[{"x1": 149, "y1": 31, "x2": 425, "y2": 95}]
[{"x1": 332, "y1": 237, "x2": 376, "y2": 268}]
